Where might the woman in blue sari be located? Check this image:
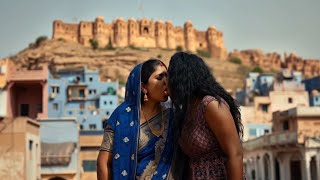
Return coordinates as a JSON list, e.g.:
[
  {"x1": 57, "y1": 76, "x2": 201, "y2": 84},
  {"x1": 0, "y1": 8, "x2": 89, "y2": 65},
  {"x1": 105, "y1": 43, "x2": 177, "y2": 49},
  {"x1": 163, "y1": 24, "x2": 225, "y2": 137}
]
[{"x1": 97, "y1": 59, "x2": 175, "y2": 180}]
